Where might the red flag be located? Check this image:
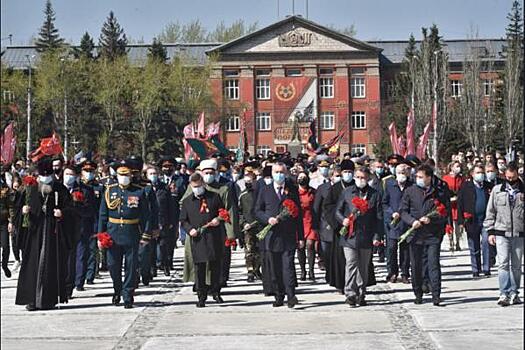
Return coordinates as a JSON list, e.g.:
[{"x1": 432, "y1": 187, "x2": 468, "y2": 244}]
[
  {"x1": 397, "y1": 135, "x2": 406, "y2": 157},
  {"x1": 388, "y1": 122, "x2": 400, "y2": 155},
  {"x1": 406, "y1": 108, "x2": 416, "y2": 156},
  {"x1": 416, "y1": 122, "x2": 432, "y2": 160},
  {"x1": 30, "y1": 132, "x2": 63, "y2": 162},
  {"x1": 0, "y1": 122, "x2": 16, "y2": 164},
  {"x1": 182, "y1": 122, "x2": 195, "y2": 162},
  {"x1": 197, "y1": 112, "x2": 206, "y2": 139},
  {"x1": 206, "y1": 121, "x2": 221, "y2": 138}
]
